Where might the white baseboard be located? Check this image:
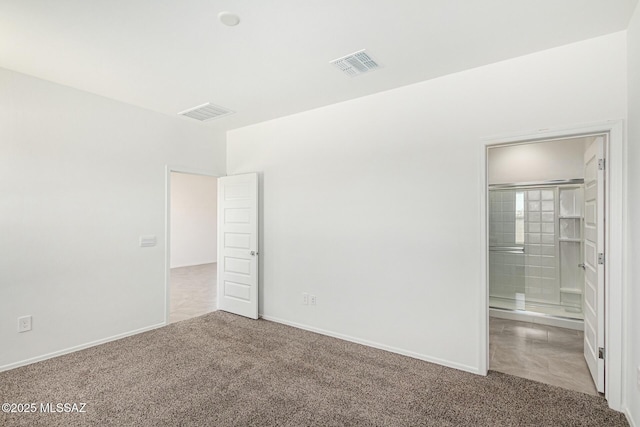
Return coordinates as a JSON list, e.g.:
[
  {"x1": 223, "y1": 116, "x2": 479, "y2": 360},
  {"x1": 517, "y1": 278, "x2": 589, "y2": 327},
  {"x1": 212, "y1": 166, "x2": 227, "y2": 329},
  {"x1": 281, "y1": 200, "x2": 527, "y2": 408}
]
[
  {"x1": 0, "y1": 322, "x2": 166, "y2": 372},
  {"x1": 170, "y1": 261, "x2": 217, "y2": 269},
  {"x1": 260, "y1": 314, "x2": 481, "y2": 375}
]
